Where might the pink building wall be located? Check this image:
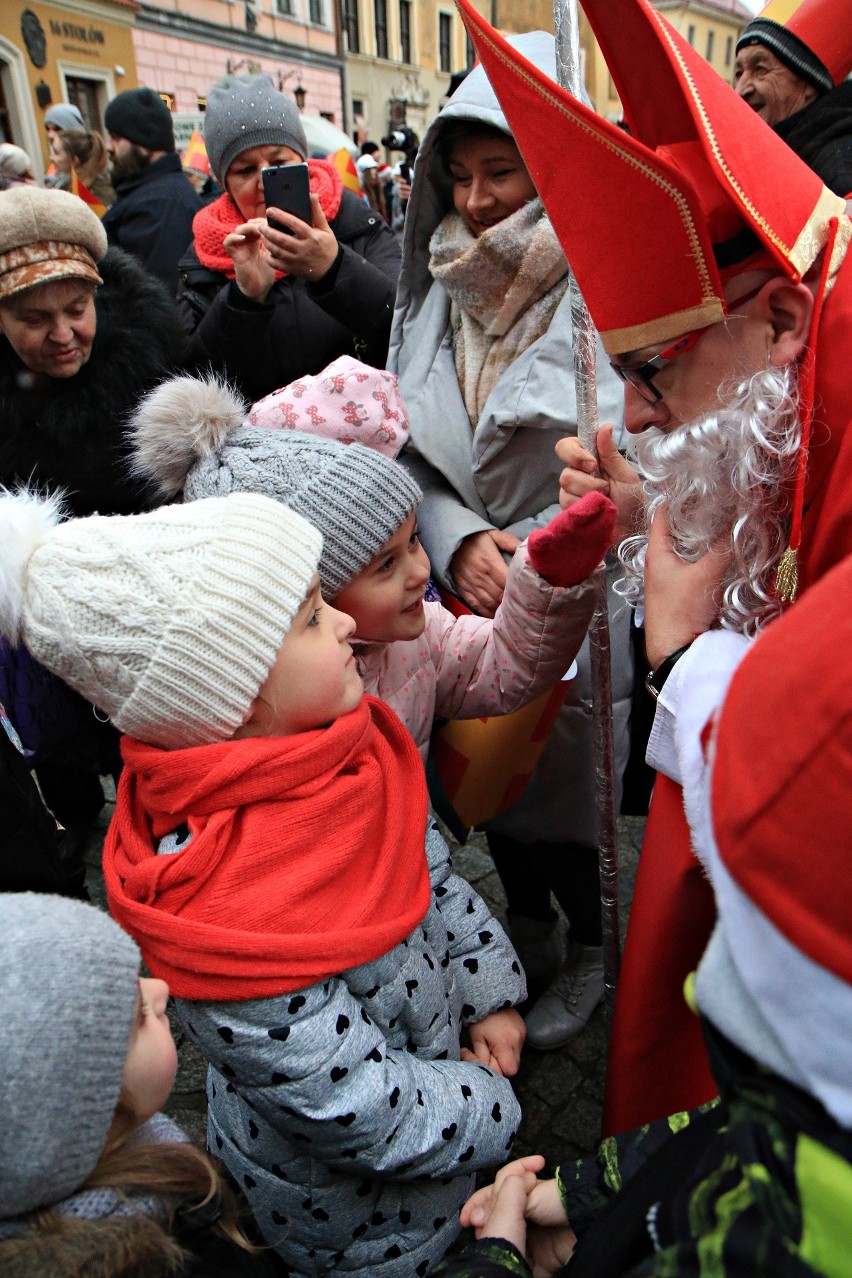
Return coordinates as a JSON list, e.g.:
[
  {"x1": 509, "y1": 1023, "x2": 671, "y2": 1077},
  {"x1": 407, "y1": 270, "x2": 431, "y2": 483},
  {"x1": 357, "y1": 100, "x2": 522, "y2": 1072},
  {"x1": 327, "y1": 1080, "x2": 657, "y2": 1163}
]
[{"x1": 130, "y1": 16, "x2": 342, "y2": 120}]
